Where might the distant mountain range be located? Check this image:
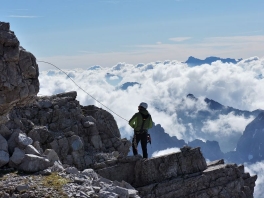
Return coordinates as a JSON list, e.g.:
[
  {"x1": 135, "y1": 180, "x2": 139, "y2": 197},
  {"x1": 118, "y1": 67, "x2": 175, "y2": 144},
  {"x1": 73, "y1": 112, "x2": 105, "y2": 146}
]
[
  {"x1": 117, "y1": 82, "x2": 140, "y2": 90},
  {"x1": 185, "y1": 56, "x2": 243, "y2": 67}
]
